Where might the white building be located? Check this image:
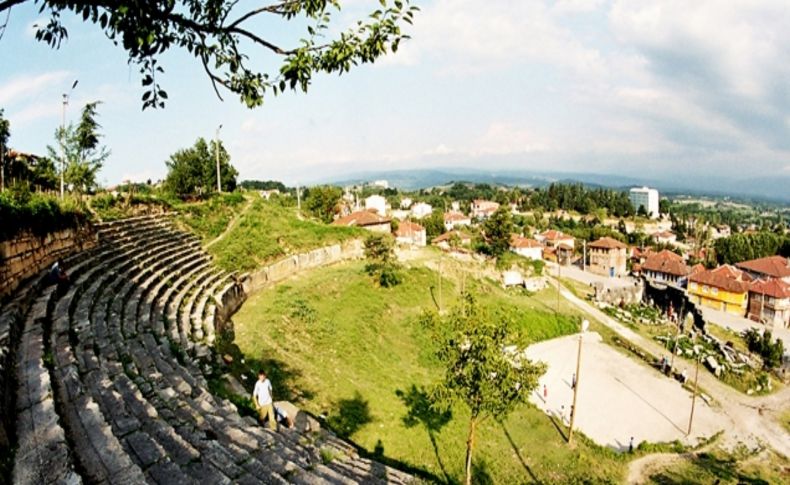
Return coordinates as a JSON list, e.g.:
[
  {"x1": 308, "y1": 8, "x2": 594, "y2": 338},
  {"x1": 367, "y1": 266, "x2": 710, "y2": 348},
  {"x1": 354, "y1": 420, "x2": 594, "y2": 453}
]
[
  {"x1": 411, "y1": 202, "x2": 433, "y2": 219},
  {"x1": 629, "y1": 186, "x2": 660, "y2": 219},
  {"x1": 444, "y1": 211, "x2": 471, "y2": 231},
  {"x1": 364, "y1": 194, "x2": 388, "y2": 215},
  {"x1": 400, "y1": 197, "x2": 413, "y2": 209},
  {"x1": 371, "y1": 179, "x2": 389, "y2": 189},
  {"x1": 394, "y1": 221, "x2": 426, "y2": 247}
]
